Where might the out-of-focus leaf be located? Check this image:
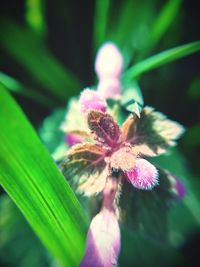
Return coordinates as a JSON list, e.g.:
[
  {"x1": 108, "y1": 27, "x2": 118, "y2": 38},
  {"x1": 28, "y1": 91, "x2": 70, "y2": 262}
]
[
  {"x1": 121, "y1": 106, "x2": 184, "y2": 156},
  {"x1": 60, "y1": 98, "x2": 90, "y2": 138},
  {"x1": 0, "y1": 85, "x2": 86, "y2": 267},
  {"x1": 39, "y1": 108, "x2": 66, "y2": 154},
  {"x1": 151, "y1": 148, "x2": 200, "y2": 225},
  {"x1": 120, "y1": 168, "x2": 176, "y2": 242},
  {"x1": 0, "y1": 195, "x2": 50, "y2": 267},
  {"x1": 187, "y1": 77, "x2": 200, "y2": 100},
  {"x1": 25, "y1": 0, "x2": 47, "y2": 36},
  {"x1": 93, "y1": 0, "x2": 111, "y2": 51},
  {"x1": 61, "y1": 143, "x2": 107, "y2": 196},
  {"x1": 0, "y1": 72, "x2": 55, "y2": 107},
  {"x1": 88, "y1": 110, "x2": 120, "y2": 147},
  {"x1": 0, "y1": 18, "x2": 81, "y2": 101},
  {"x1": 143, "y1": 0, "x2": 182, "y2": 56},
  {"x1": 110, "y1": 147, "x2": 136, "y2": 171},
  {"x1": 121, "y1": 81, "x2": 144, "y2": 107},
  {"x1": 108, "y1": 0, "x2": 154, "y2": 67},
  {"x1": 123, "y1": 41, "x2": 200, "y2": 80}
]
